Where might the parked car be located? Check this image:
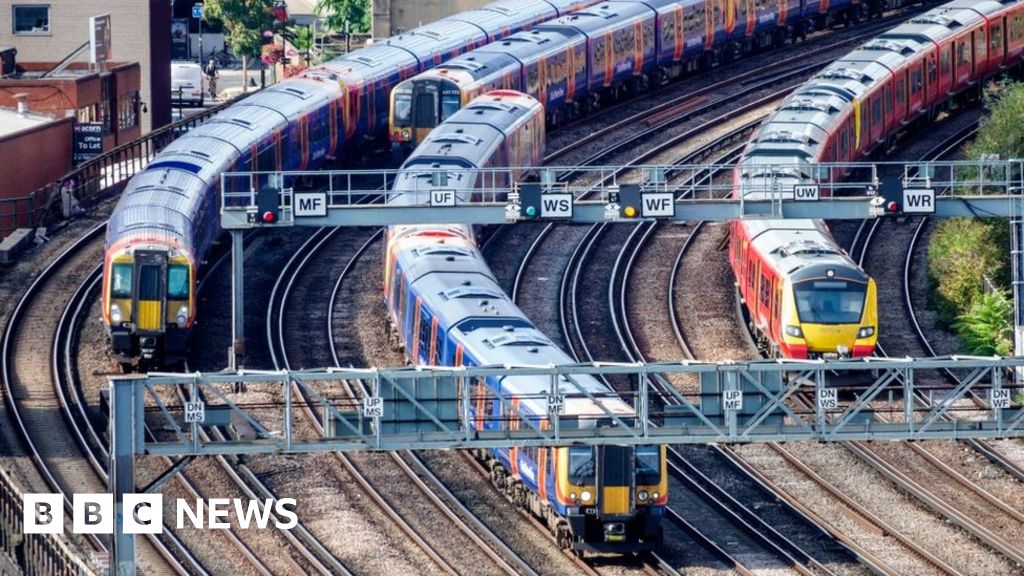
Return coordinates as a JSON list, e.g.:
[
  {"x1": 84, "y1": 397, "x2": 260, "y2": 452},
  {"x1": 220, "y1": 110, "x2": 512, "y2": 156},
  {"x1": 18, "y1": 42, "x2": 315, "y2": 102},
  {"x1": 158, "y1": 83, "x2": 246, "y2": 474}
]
[{"x1": 171, "y1": 61, "x2": 203, "y2": 106}]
